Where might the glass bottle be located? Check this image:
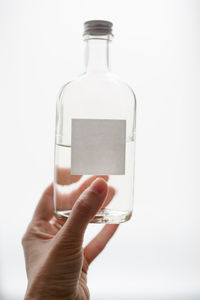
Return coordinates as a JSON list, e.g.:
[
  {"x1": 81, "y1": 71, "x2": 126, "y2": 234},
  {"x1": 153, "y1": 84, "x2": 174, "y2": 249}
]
[{"x1": 54, "y1": 20, "x2": 136, "y2": 223}]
